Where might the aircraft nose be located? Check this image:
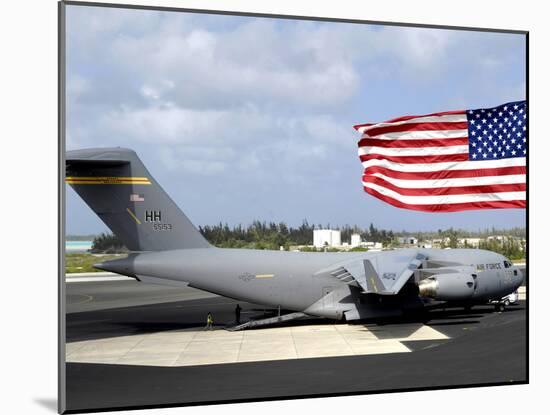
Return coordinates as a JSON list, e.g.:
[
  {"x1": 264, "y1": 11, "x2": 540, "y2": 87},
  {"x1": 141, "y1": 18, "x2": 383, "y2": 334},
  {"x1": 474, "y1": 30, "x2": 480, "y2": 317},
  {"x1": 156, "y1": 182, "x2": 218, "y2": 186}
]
[{"x1": 514, "y1": 266, "x2": 525, "y2": 287}]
